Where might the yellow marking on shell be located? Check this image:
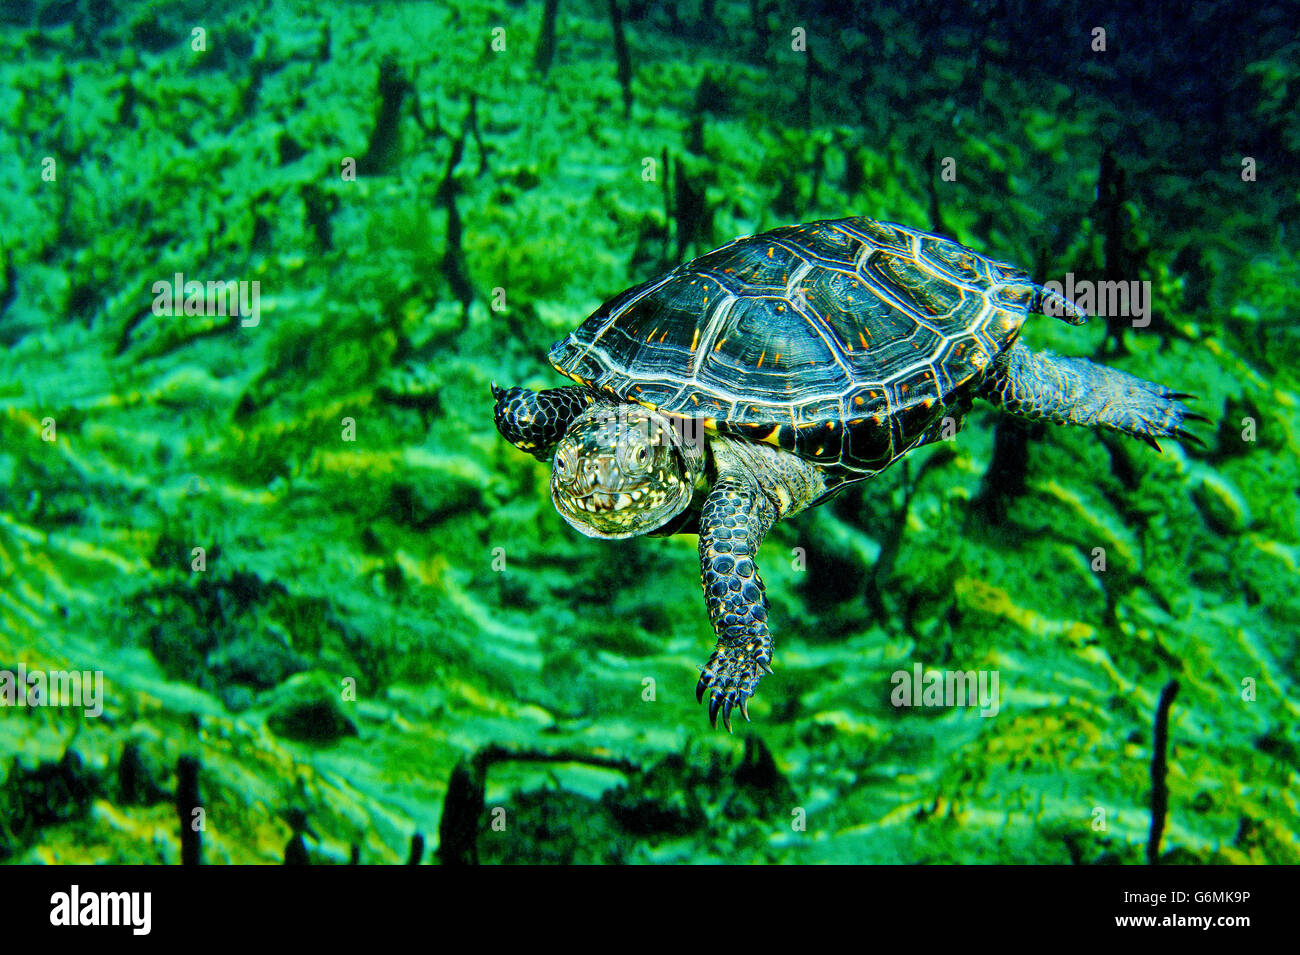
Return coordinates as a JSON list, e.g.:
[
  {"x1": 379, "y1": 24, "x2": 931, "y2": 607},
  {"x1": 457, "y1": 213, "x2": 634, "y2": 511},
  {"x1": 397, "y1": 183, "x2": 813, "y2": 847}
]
[
  {"x1": 690, "y1": 394, "x2": 700, "y2": 406},
  {"x1": 714, "y1": 338, "x2": 727, "y2": 352},
  {"x1": 859, "y1": 331, "x2": 869, "y2": 349},
  {"x1": 853, "y1": 395, "x2": 865, "y2": 406},
  {"x1": 767, "y1": 247, "x2": 774, "y2": 258},
  {"x1": 690, "y1": 328, "x2": 700, "y2": 352},
  {"x1": 660, "y1": 330, "x2": 670, "y2": 342},
  {"x1": 646, "y1": 326, "x2": 659, "y2": 342},
  {"x1": 757, "y1": 350, "x2": 766, "y2": 368},
  {"x1": 626, "y1": 394, "x2": 664, "y2": 414},
  {"x1": 773, "y1": 353, "x2": 781, "y2": 364}
]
